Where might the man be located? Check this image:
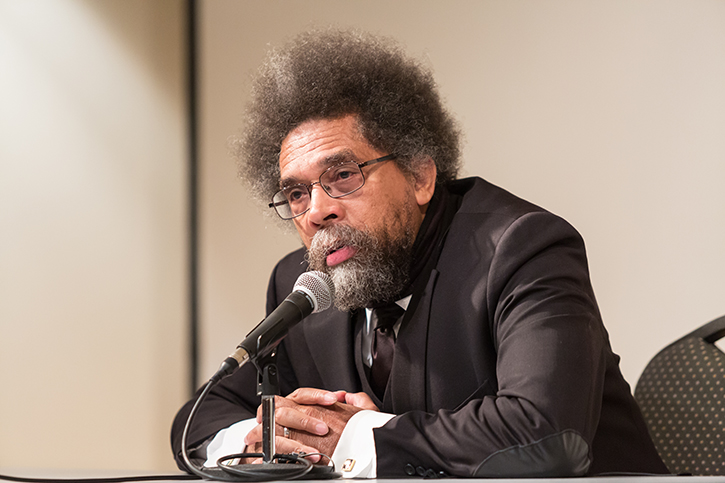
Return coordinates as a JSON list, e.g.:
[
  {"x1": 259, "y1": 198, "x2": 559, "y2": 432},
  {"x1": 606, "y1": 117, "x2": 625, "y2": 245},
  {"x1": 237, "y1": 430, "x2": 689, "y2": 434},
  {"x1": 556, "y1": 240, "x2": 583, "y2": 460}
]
[{"x1": 171, "y1": 29, "x2": 668, "y2": 478}]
